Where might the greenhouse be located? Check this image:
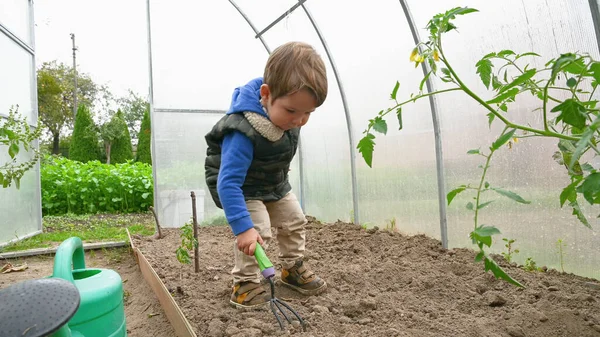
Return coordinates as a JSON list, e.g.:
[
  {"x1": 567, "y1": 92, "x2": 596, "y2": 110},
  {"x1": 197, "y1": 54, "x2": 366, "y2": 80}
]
[{"x1": 1, "y1": 1, "x2": 600, "y2": 336}]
